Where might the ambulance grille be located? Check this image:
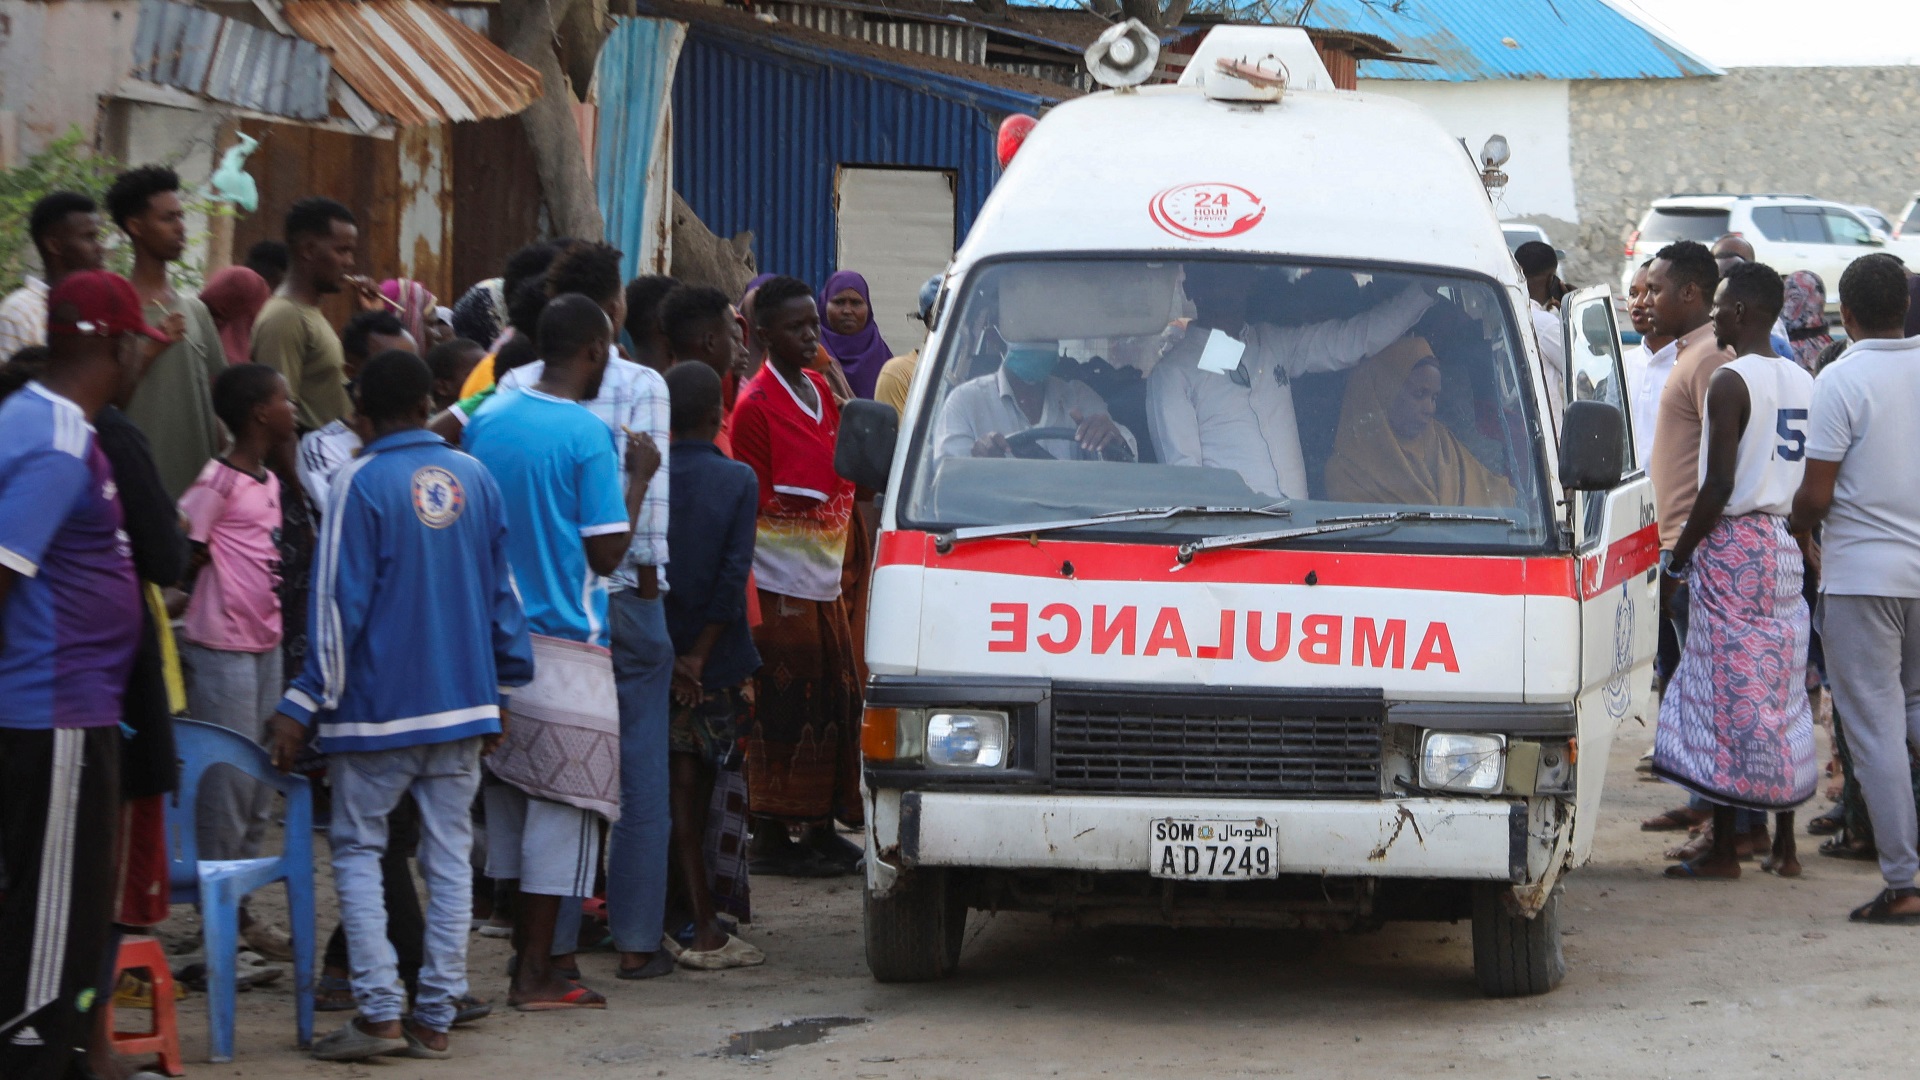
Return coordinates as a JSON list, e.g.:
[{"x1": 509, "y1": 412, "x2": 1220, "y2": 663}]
[{"x1": 1051, "y1": 708, "x2": 1383, "y2": 797}]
